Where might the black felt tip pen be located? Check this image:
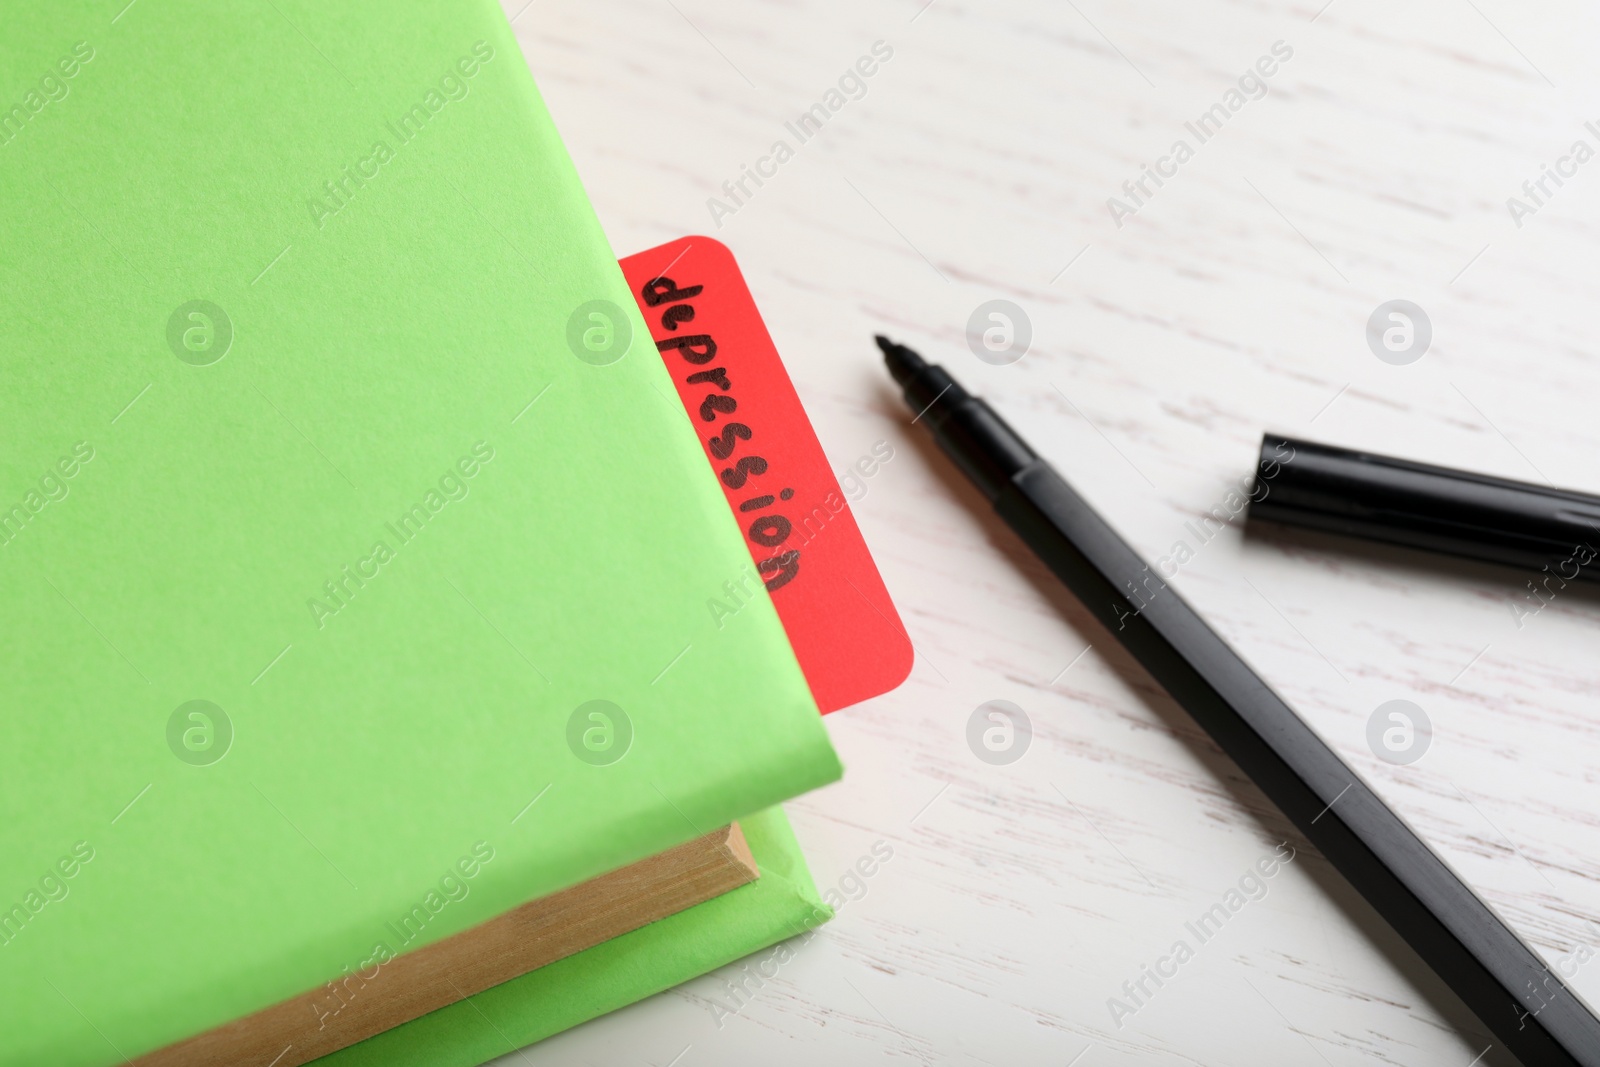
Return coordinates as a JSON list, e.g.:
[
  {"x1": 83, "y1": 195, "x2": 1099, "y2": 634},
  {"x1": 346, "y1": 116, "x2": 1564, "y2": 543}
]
[{"x1": 880, "y1": 334, "x2": 1600, "y2": 1067}]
